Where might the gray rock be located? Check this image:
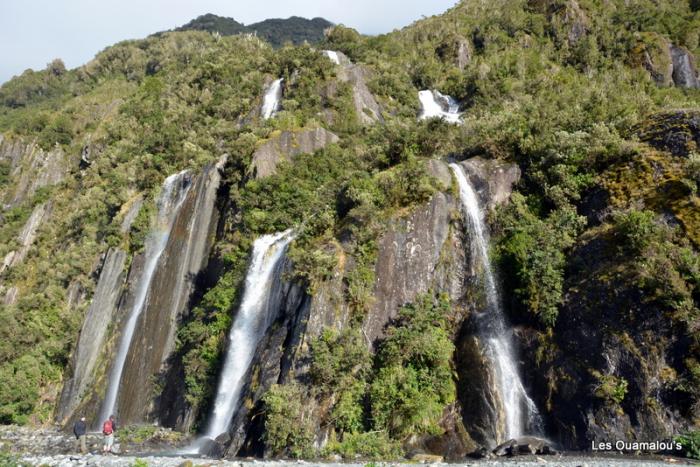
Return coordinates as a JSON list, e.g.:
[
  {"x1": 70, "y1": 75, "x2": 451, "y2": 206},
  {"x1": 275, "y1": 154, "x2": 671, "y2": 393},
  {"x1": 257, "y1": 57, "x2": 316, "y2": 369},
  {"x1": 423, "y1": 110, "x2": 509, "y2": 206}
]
[
  {"x1": 494, "y1": 437, "x2": 556, "y2": 456},
  {"x1": 458, "y1": 157, "x2": 521, "y2": 210},
  {"x1": 0, "y1": 136, "x2": 70, "y2": 208},
  {"x1": 115, "y1": 156, "x2": 226, "y2": 425},
  {"x1": 670, "y1": 45, "x2": 699, "y2": 89},
  {"x1": 251, "y1": 128, "x2": 339, "y2": 178},
  {"x1": 363, "y1": 190, "x2": 458, "y2": 344},
  {"x1": 337, "y1": 64, "x2": 384, "y2": 125},
  {"x1": 0, "y1": 202, "x2": 52, "y2": 274},
  {"x1": 57, "y1": 248, "x2": 128, "y2": 423}
]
